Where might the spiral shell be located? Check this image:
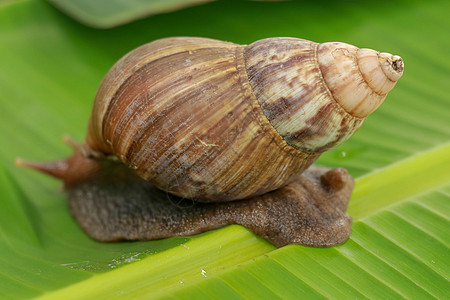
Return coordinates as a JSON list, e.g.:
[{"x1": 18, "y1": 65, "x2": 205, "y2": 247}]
[{"x1": 84, "y1": 37, "x2": 403, "y2": 201}]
